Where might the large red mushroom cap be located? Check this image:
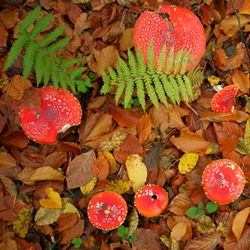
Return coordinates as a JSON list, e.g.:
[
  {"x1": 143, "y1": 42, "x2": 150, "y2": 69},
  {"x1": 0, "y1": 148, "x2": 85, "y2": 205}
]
[
  {"x1": 134, "y1": 184, "x2": 168, "y2": 217},
  {"x1": 19, "y1": 86, "x2": 82, "y2": 144},
  {"x1": 133, "y1": 5, "x2": 206, "y2": 72},
  {"x1": 211, "y1": 85, "x2": 238, "y2": 112},
  {"x1": 202, "y1": 159, "x2": 245, "y2": 205},
  {"x1": 87, "y1": 192, "x2": 128, "y2": 230}
]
